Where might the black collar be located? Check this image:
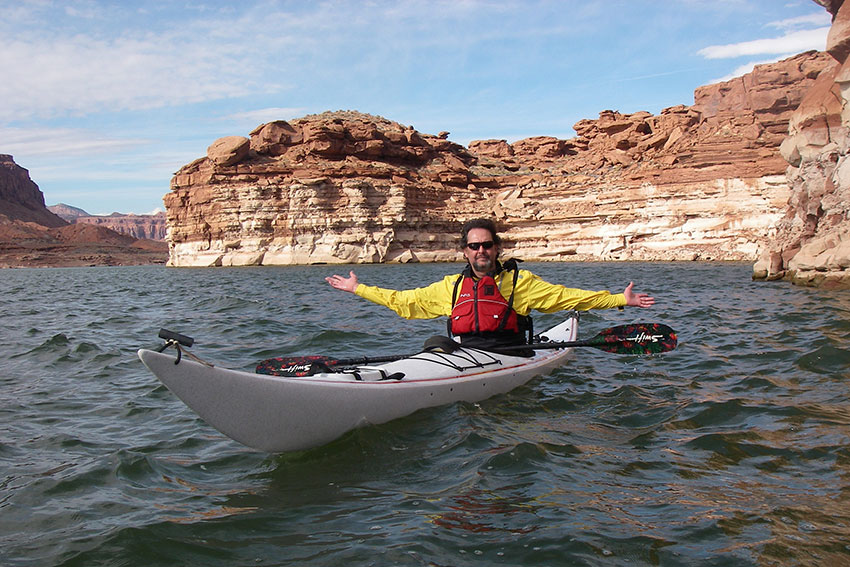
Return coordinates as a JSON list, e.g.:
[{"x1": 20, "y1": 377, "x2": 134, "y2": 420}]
[{"x1": 463, "y1": 259, "x2": 522, "y2": 279}]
